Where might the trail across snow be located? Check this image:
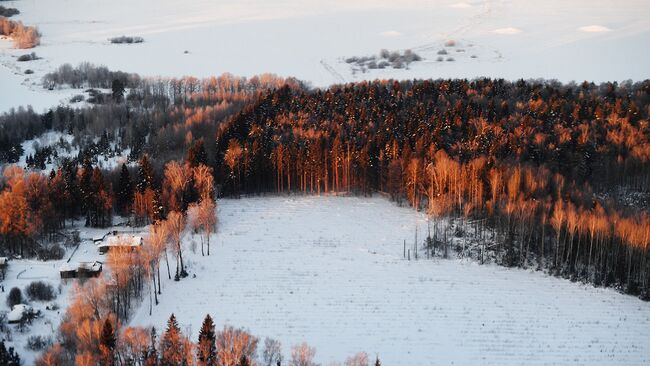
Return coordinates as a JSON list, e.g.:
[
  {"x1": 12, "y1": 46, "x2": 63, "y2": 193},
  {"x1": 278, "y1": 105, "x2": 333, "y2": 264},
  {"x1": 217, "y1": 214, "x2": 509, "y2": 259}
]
[{"x1": 130, "y1": 196, "x2": 650, "y2": 366}]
